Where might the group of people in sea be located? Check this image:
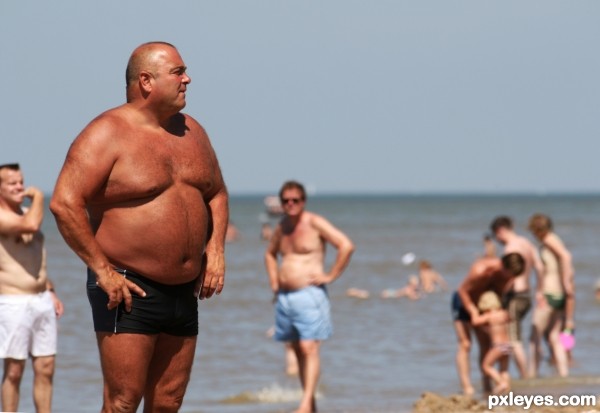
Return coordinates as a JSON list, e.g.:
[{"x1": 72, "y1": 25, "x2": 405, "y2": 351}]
[
  {"x1": 452, "y1": 215, "x2": 575, "y2": 396},
  {"x1": 256, "y1": 202, "x2": 579, "y2": 400}
]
